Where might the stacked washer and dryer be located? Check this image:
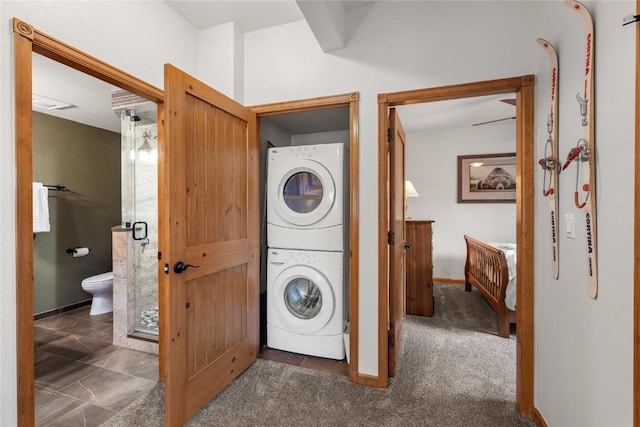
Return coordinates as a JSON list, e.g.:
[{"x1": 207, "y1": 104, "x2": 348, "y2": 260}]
[{"x1": 266, "y1": 143, "x2": 347, "y2": 360}]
